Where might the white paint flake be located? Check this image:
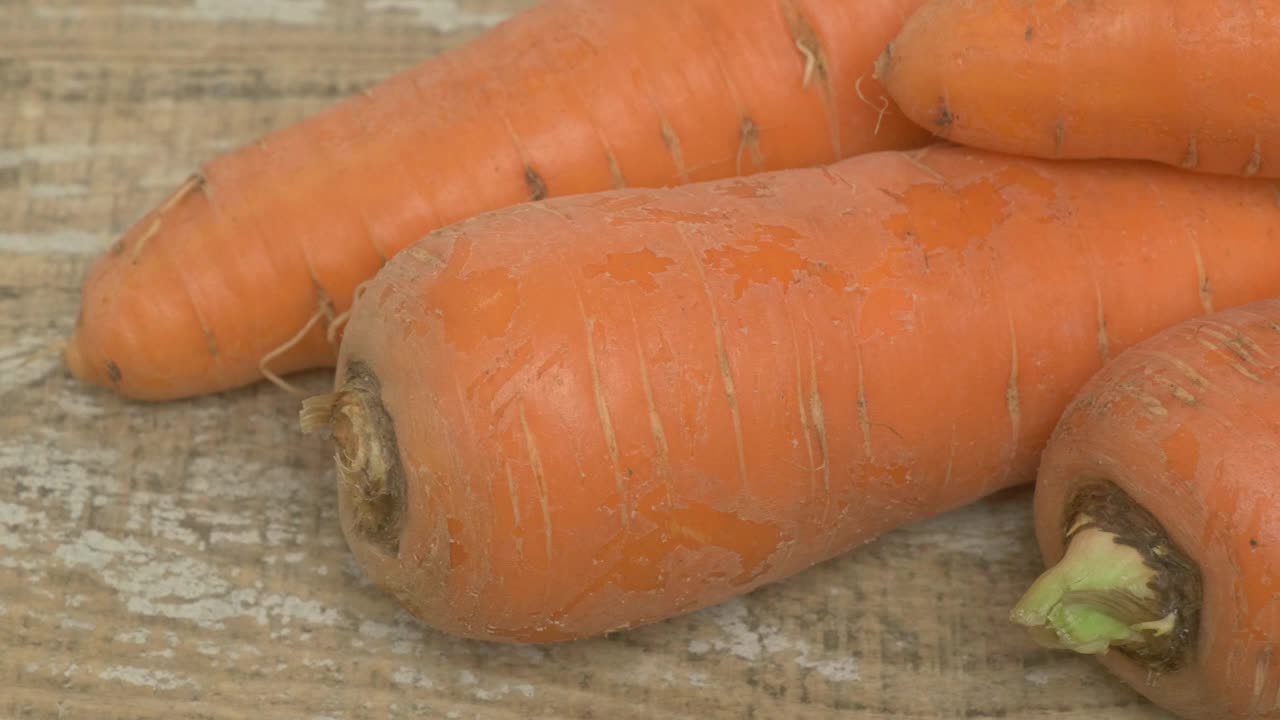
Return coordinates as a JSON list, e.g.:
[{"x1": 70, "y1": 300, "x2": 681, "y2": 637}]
[
  {"x1": 99, "y1": 665, "x2": 199, "y2": 691},
  {"x1": 364, "y1": 0, "x2": 514, "y2": 32},
  {"x1": 124, "y1": 0, "x2": 326, "y2": 26}
]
